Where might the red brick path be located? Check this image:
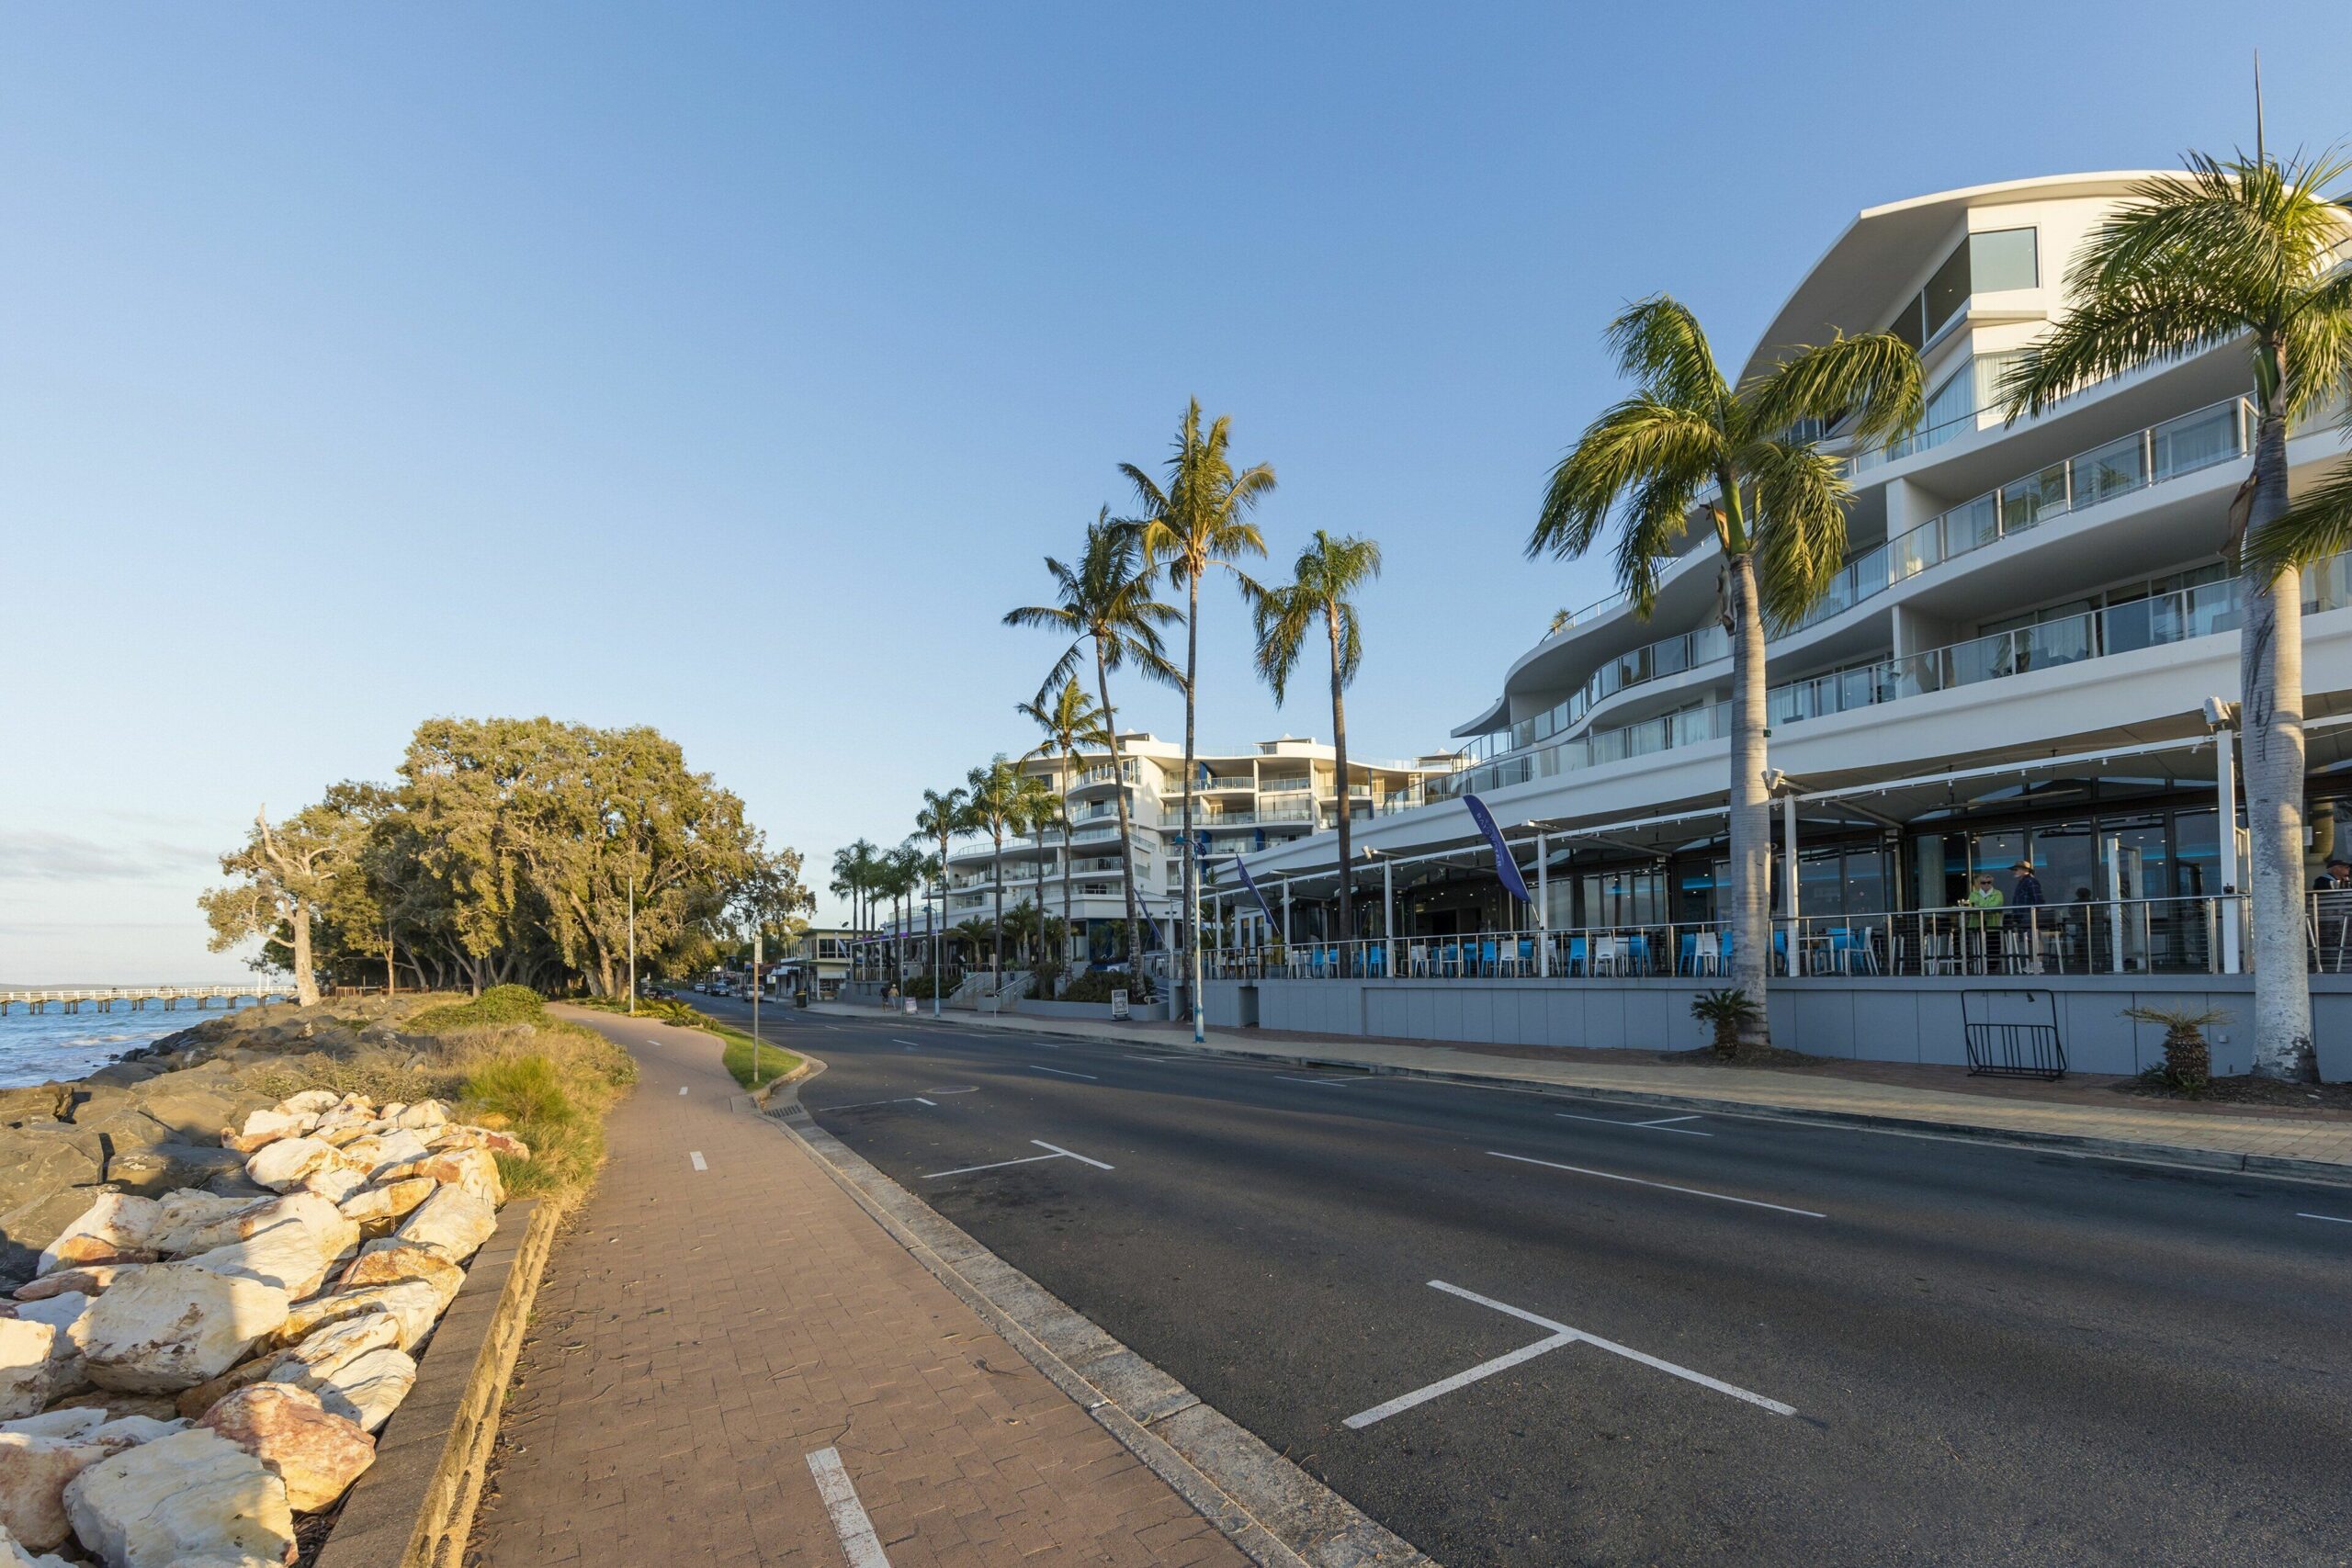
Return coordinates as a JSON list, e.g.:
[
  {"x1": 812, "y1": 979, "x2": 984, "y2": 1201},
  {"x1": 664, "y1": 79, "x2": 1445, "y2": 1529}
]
[{"x1": 474, "y1": 1013, "x2": 1245, "y2": 1567}]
